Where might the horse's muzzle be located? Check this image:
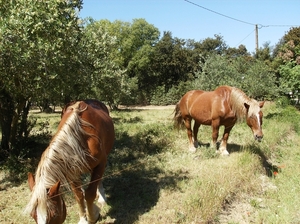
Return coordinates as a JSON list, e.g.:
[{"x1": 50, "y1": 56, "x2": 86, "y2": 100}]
[{"x1": 255, "y1": 135, "x2": 263, "y2": 142}]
